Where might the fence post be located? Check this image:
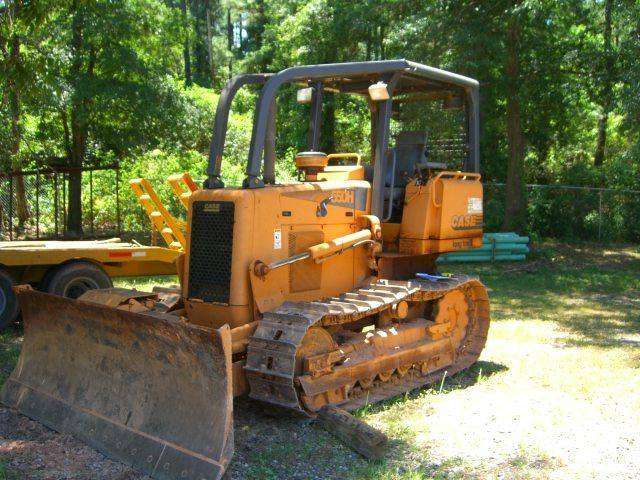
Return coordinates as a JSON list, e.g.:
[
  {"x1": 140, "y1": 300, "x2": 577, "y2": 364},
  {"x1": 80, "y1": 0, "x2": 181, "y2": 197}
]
[
  {"x1": 116, "y1": 167, "x2": 122, "y2": 237},
  {"x1": 54, "y1": 173, "x2": 59, "y2": 237},
  {"x1": 62, "y1": 172, "x2": 67, "y2": 234},
  {"x1": 35, "y1": 171, "x2": 40, "y2": 238},
  {"x1": 0, "y1": 179, "x2": 3, "y2": 238},
  {"x1": 8, "y1": 175, "x2": 13, "y2": 241},
  {"x1": 89, "y1": 170, "x2": 94, "y2": 237},
  {"x1": 598, "y1": 189, "x2": 603, "y2": 242}
]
